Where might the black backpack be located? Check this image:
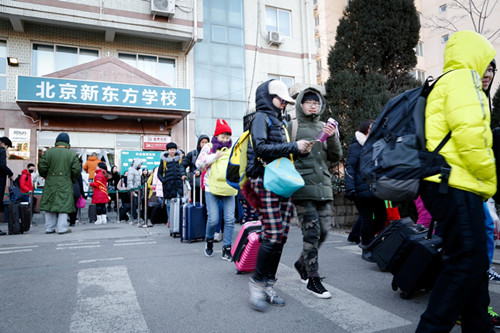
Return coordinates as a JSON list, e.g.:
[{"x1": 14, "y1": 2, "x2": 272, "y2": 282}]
[{"x1": 359, "y1": 74, "x2": 451, "y2": 201}]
